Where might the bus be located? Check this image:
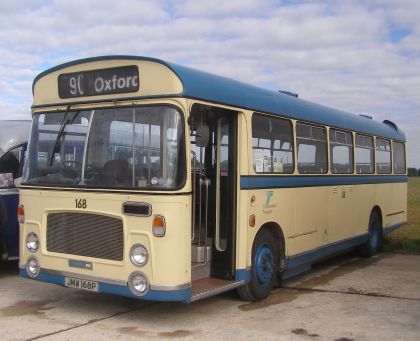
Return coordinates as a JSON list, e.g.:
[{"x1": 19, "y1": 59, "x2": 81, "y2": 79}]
[
  {"x1": 0, "y1": 120, "x2": 31, "y2": 260},
  {"x1": 19, "y1": 56, "x2": 407, "y2": 302}
]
